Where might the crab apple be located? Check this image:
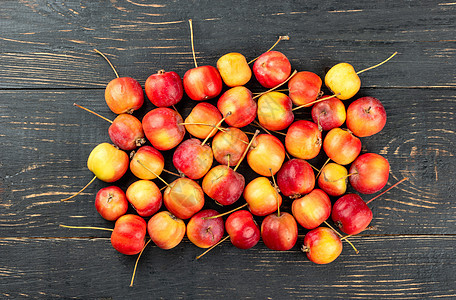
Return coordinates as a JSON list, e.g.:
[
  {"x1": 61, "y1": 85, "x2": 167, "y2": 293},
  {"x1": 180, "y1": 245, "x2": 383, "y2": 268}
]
[
  {"x1": 217, "y1": 52, "x2": 252, "y2": 87},
  {"x1": 95, "y1": 186, "x2": 128, "y2": 221},
  {"x1": 323, "y1": 128, "x2": 361, "y2": 165},
  {"x1": 217, "y1": 86, "x2": 257, "y2": 128},
  {"x1": 291, "y1": 189, "x2": 331, "y2": 230},
  {"x1": 311, "y1": 96, "x2": 346, "y2": 131},
  {"x1": 225, "y1": 210, "x2": 260, "y2": 250},
  {"x1": 111, "y1": 214, "x2": 146, "y2": 255},
  {"x1": 277, "y1": 159, "x2": 315, "y2": 199},
  {"x1": 105, "y1": 77, "x2": 144, "y2": 114},
  {"x1": 318, "y1": 163, "x2": 348, "y2": 196},
  {"x1": 349, "y1": 153, "x2": 390, "y2": 194},
  {"x1": 173, "y1": 138, "x2": 213, "y2": 180},
  {"x1": 130, "y1": 146, "x2": 164, "y2": 180},
  {"x1": 253, "y1": 50, "x2": 291, "y2": 88},
  {"x1": 261, "y1": 212, "x2": 298, "y2": 251},
  {"x1": 147, "y1": 211, "x2": 186, "y2": 250},
  {"x1": 244, "y1": 177, "x2": 282, "y2": 217},
  {"x1": 285, "y1": 120, "x2": 322, "y2": 160},
  {"x1": 202, "y1": 165, "x2": 245, "y2": 206},
  {"x1": 126, "y1": 180, "x2": 162, "y2": 217},
  {"x1": 142, "y1": 107, "x2": 185, "y2": 151},
  {"x1": 164, "y1": 177, "x2": 205, "y2": 220},
  {"x1": 247, "y1": 134, "x2": 285, "y2": 176},
  {"x1": 145, "y1": 70, "x2": 183, "y2": 107},
  {"x1": 325, "y1": 63, "x2": 360, "y2": 100},
  {"x1": 108, "y1": 113, "x2": 145, "y2": 151},
  {"x1": 257, "y1": 92, "x2": 294, "y2": 131},
  {"x1": 187, "y1": 209, "x2": 225, "y2": 248},
  {"x1": 87, "y1": 143, "x2": 129, "y2": 182},
  {"x1": 302, "y1": 227, "x2": 342, "y2": 264},
  {"x1": 183, "y1": 65, "x2": 223, "y2": 101},
  {"x1": 212, "y1": 127, "x2": 249, "y2": 166},
  {"x1": 288, "y1": 71, "x2": 322, "y2": 106},
  {"x1": 184, "y1": 102, "x2": 222, "y2": 139},
  {"x1": 332, "y1": 193, "x2": 373, "y2": 235},
  {"x1": 346, "y1": 96, "x2": 387, "y2": 137}
]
